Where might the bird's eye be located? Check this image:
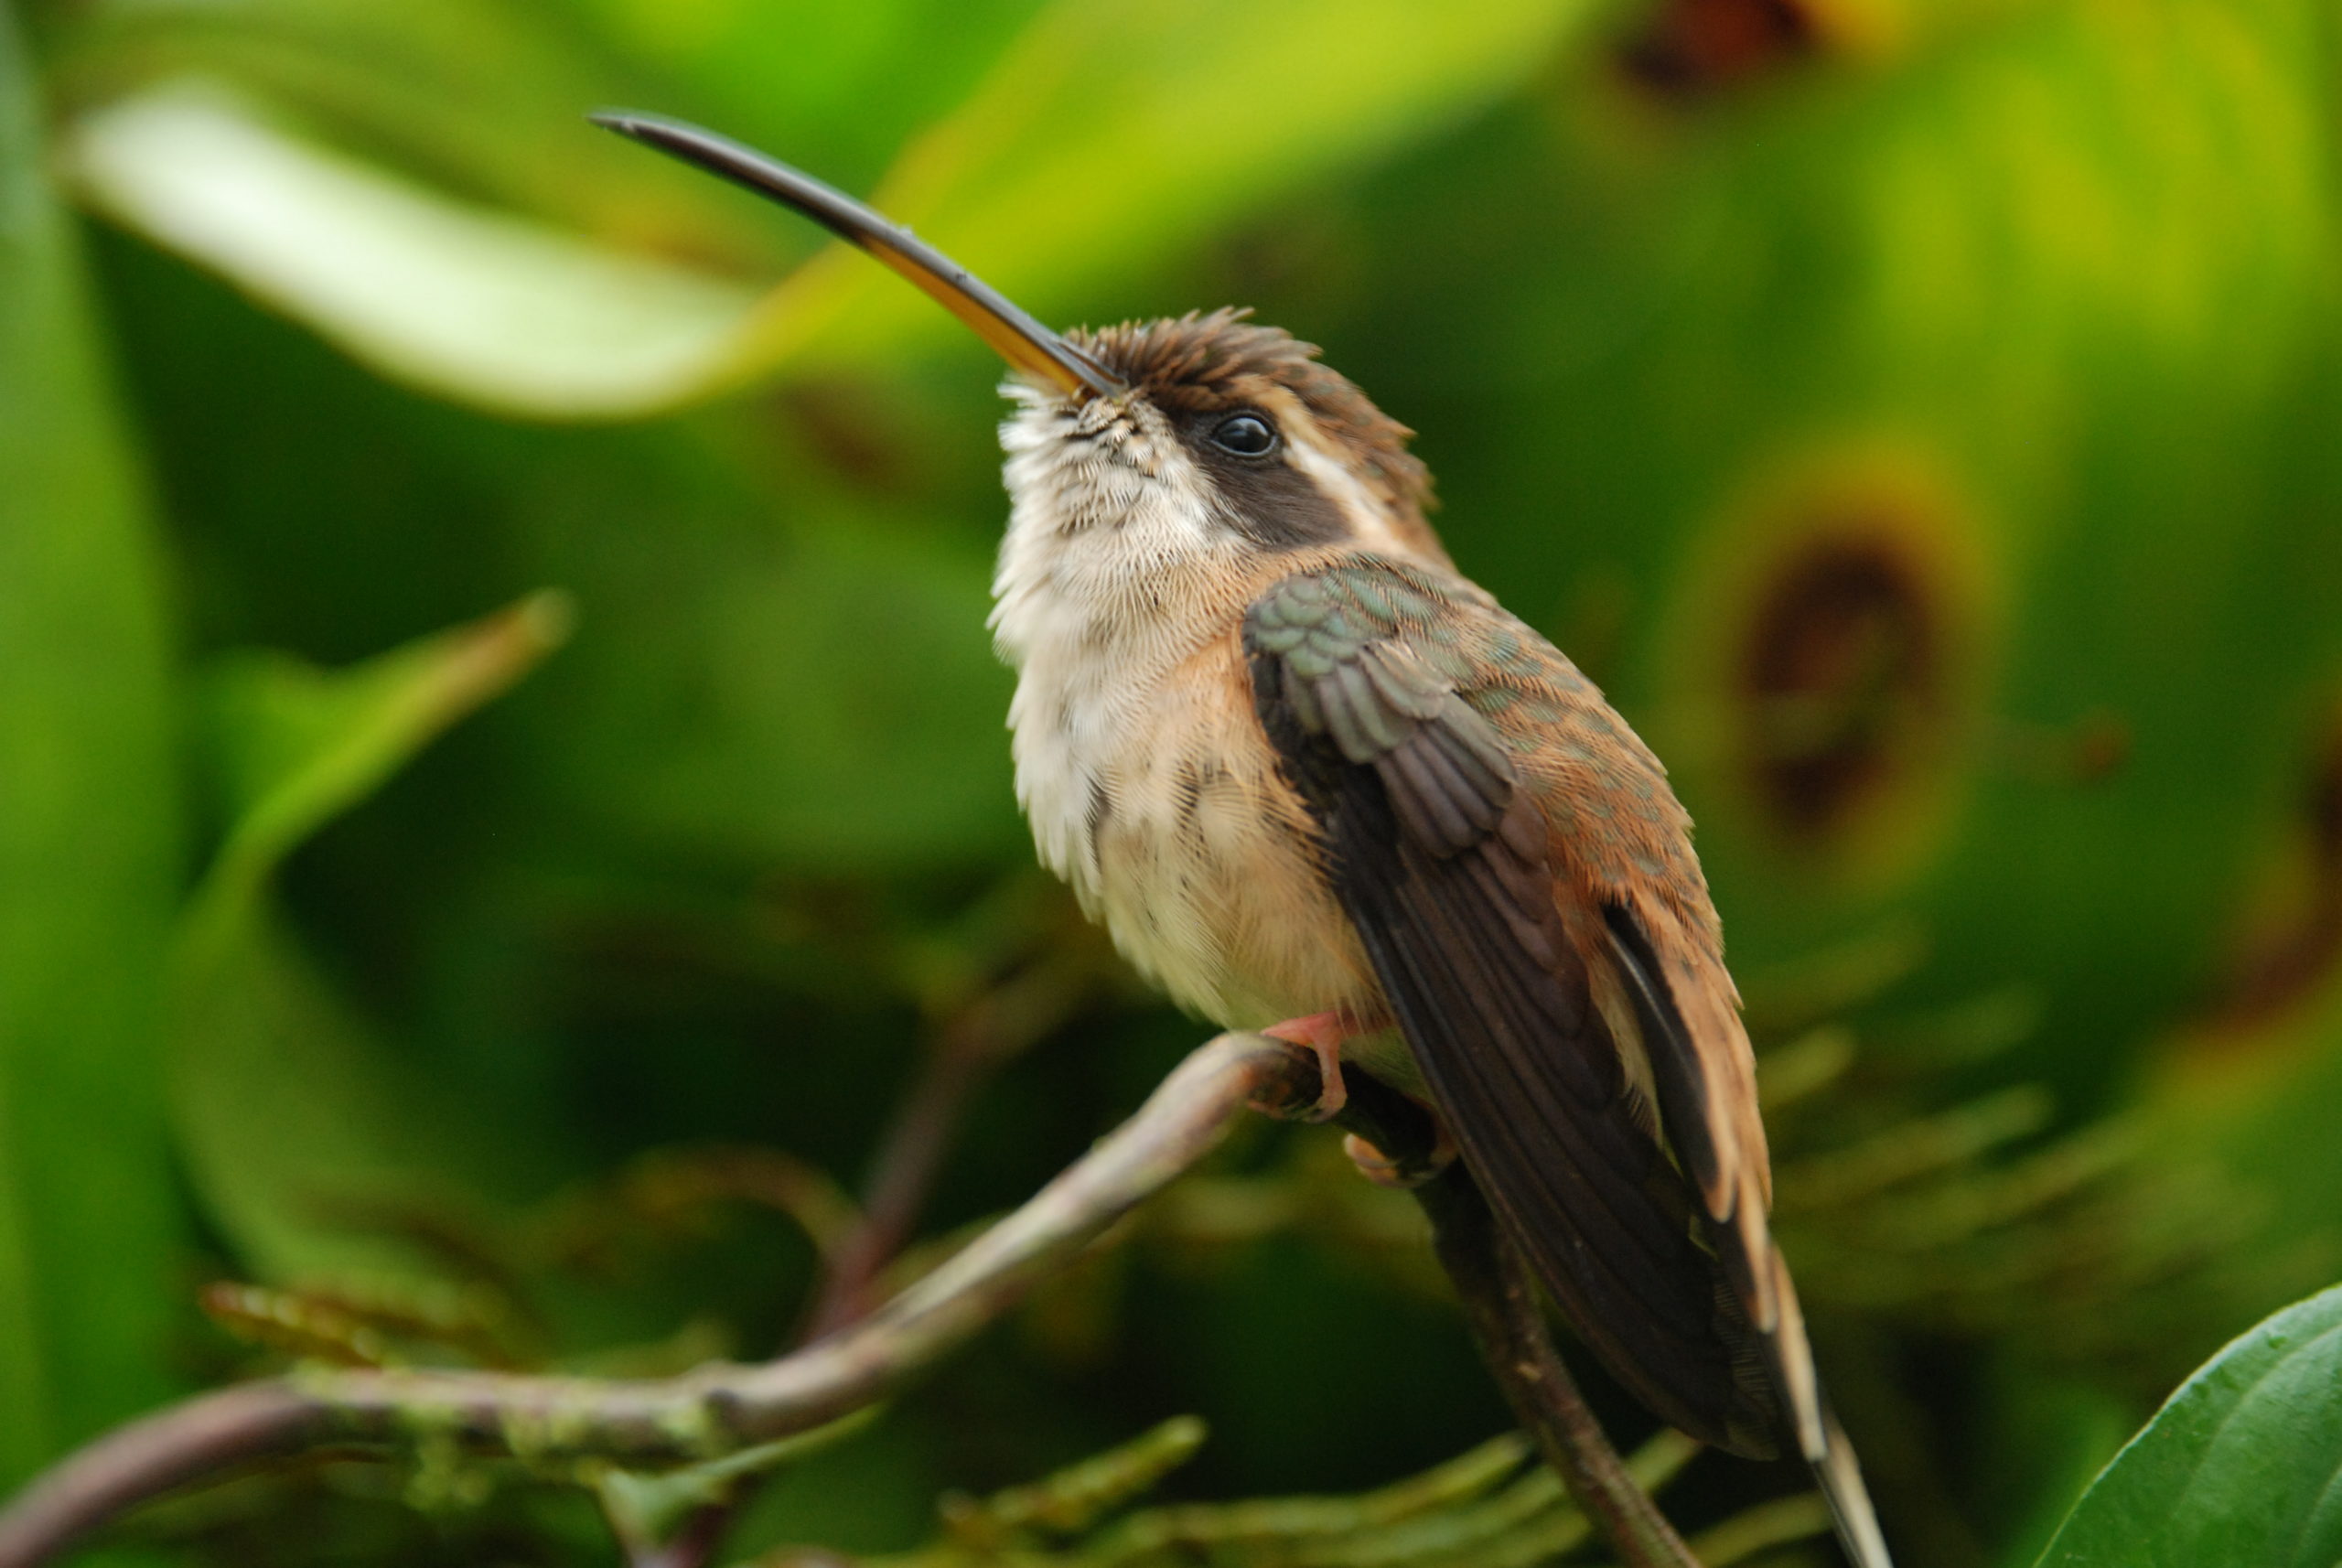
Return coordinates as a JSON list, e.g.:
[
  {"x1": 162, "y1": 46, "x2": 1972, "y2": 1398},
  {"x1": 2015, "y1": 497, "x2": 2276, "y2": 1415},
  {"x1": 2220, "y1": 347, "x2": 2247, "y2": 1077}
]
[{"x1": 1211, "y1": 413, "x2": 1278, "y2": 456}]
